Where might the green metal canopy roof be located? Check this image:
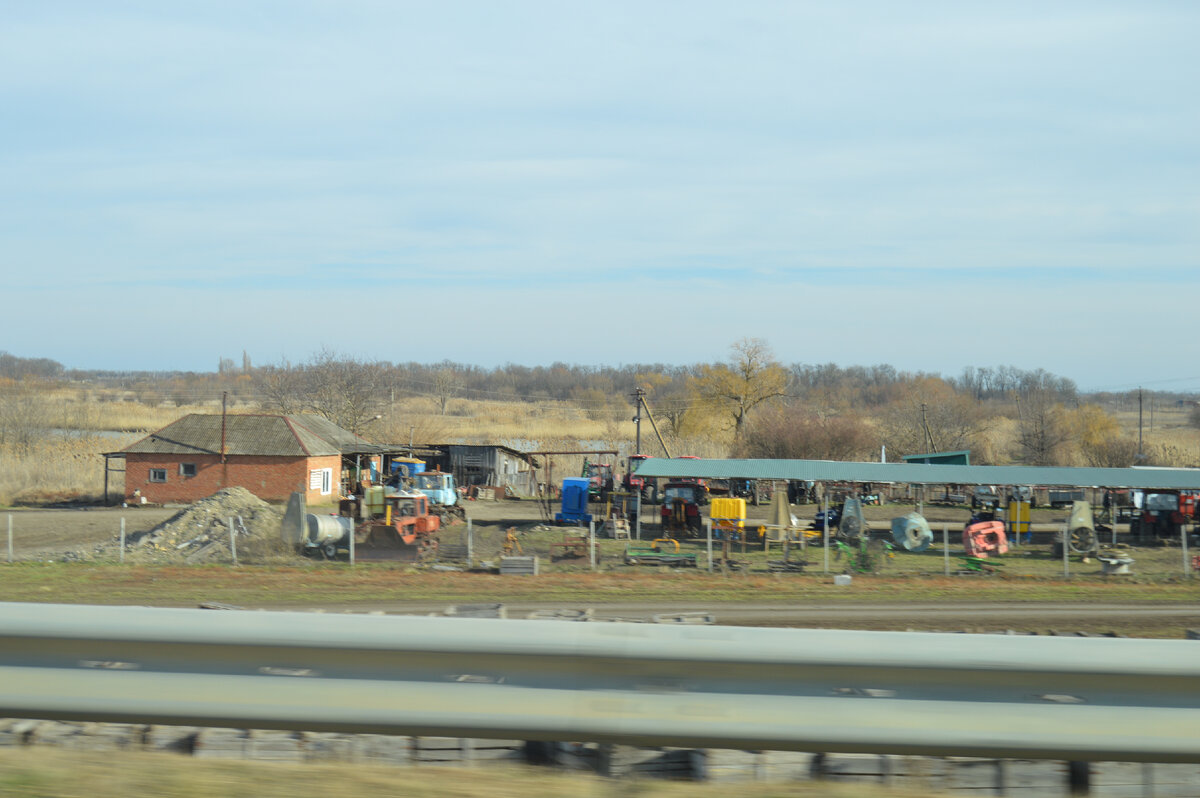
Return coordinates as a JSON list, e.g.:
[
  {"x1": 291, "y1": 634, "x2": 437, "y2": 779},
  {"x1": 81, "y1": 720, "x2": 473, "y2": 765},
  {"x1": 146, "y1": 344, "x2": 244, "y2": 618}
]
[{"x1": 632, "y1": 458, "x2": 1200, "y2": 490}]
